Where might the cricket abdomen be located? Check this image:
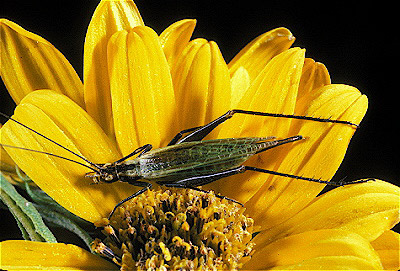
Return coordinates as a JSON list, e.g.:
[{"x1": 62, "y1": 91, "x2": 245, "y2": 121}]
[{"x1": 135, "y1": 137, "x2": 278, "y2": 182}]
